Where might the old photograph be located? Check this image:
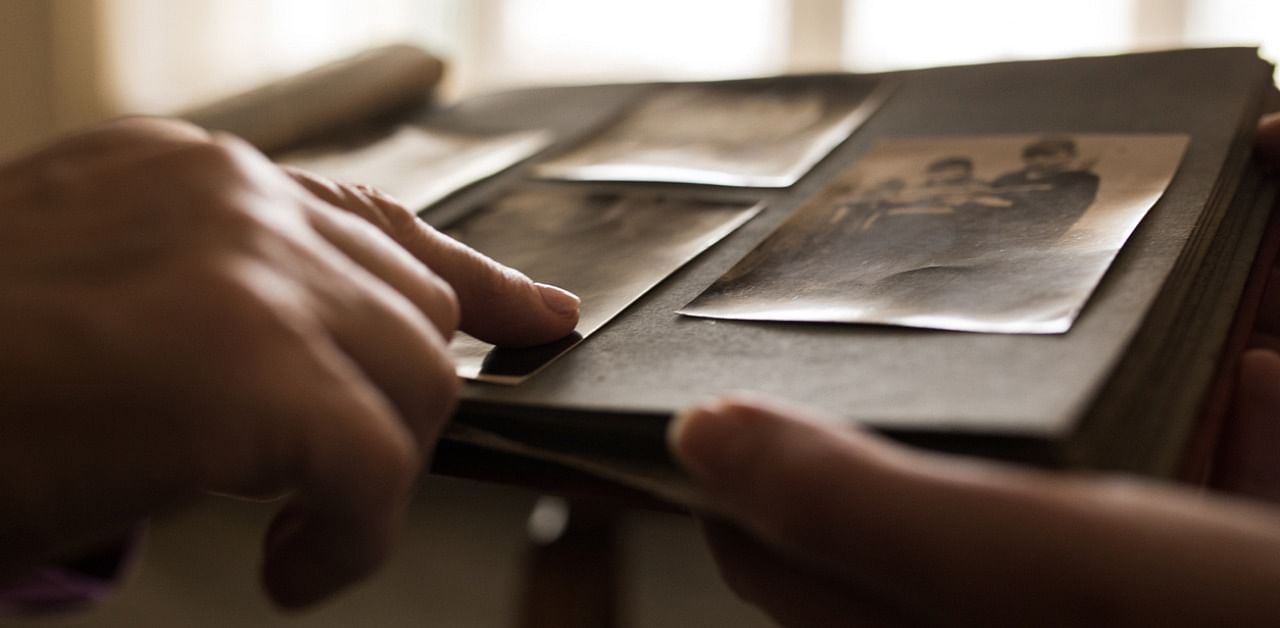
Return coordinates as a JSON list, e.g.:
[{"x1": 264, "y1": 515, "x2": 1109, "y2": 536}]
[
  {"x1": 448, "y1": 189, "x2": 760, "y2": 383},
  {"x1": 533, "y1": 76, "x2": 888, "y2": 187},
  {"x1": 281, "y1": 125, "x2": 552, "y2": 212},
  {"x1": 681, "y1": 134, "x2": 1189, "y2": 333}
]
